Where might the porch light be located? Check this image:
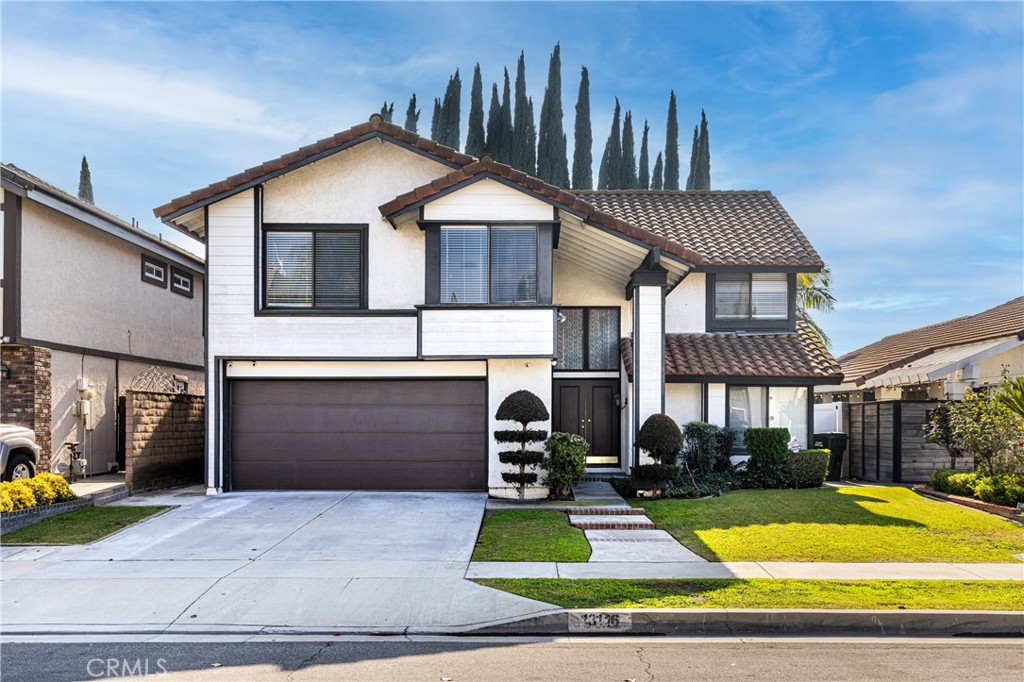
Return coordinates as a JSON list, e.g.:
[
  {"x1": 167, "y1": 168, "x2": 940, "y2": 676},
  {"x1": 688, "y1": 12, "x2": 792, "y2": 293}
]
[{"x1": 0, "y1": 362, "x2": 9, "y2": 382}]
